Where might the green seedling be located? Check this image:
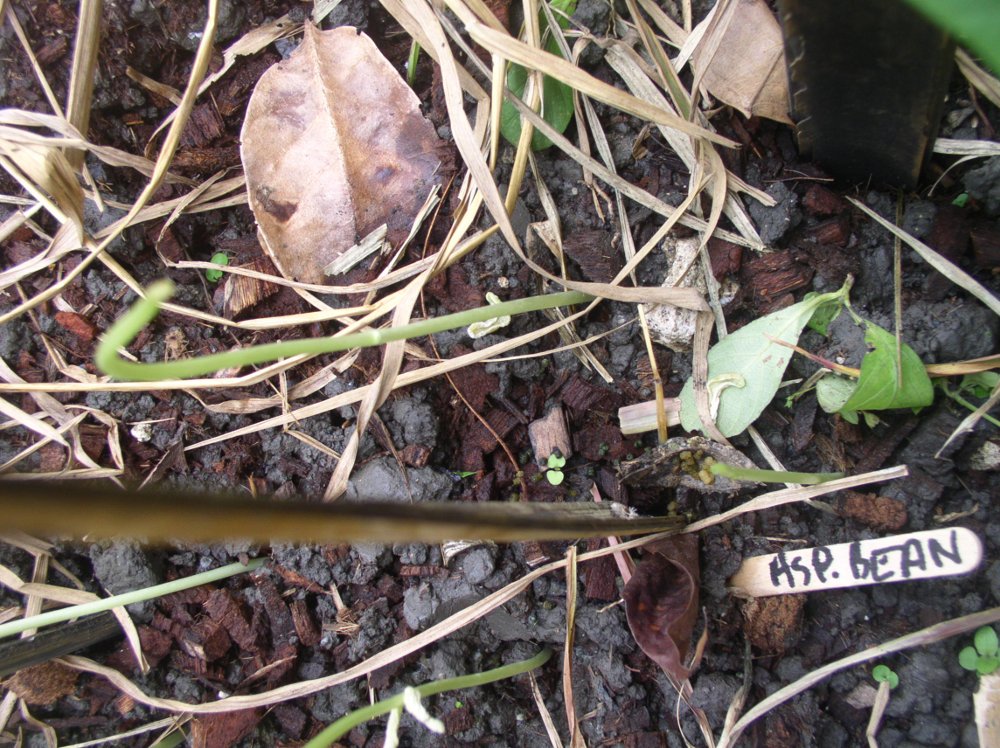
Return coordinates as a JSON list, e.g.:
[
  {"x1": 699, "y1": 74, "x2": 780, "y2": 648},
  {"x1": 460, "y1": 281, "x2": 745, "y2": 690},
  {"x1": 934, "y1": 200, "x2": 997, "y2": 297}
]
[
  {"x1": 205, "y1": 252, "x2": 229, "y2": 283},
  {"x1": 959, "y1": 626, "x2": 1000, "y2": 676},
  {"x1": 952, "y1": 192, "x2": 970, "y2": 208},
  {"x1": 709, "y1": 462, "x2": 844, "y2": 485},
  {"x1": 500, "y1": 0, "x2": 577, "y2": 150},
  {"x1": 545, "y1": 451, "x2": 567, "y2": 486},
  {"x1": 95, "y1": 280, "x2": 591, "y2": 381},
  {"x1": 304, "y1": 648, "x2": 551, "y2": 748},
  {"x1": 872, "y1": 664, "x2": 900, "y2": 689},
  {"x1": 937, "y1": 372, "x2": 1000, "y2": 429},
  {"x1": 406, "y1": 39, "x2": 421, "y2": 88}
]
